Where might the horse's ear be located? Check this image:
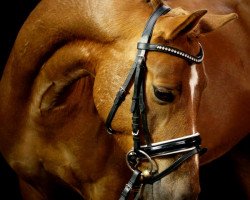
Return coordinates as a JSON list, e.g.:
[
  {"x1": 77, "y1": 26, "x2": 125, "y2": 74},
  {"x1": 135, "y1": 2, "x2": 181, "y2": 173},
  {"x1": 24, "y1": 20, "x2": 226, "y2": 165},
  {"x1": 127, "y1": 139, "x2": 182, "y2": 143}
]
[
  {"x1": 146, "y1": 0, "x2": 162, "y2": 9},
  {"x1": 155, "y1": 9, "x2": 208, "y2": 40},
  {"x1": 190, "y1": 13, "x2": 238, "y2": 36}
]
